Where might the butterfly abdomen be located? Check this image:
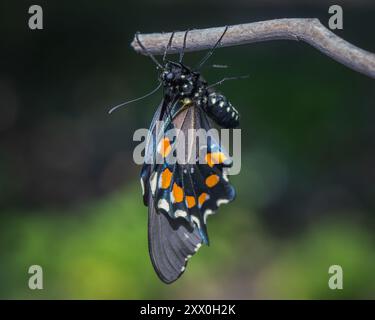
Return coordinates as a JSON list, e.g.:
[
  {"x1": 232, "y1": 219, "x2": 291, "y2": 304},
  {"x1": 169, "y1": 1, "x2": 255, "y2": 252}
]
[{"x1": 205, "y1": 92, "x2": 240, "y2": 128}]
